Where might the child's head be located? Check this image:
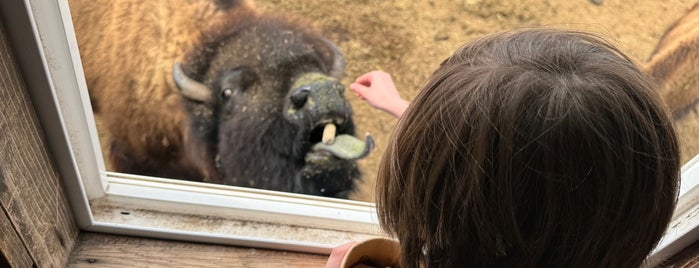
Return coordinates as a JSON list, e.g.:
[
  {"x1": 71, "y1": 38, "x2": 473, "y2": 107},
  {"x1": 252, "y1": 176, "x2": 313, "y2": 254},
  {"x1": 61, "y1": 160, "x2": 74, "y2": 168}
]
[{"x1": 376, "y1": 28, "x2": 680, "y2": 267}]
